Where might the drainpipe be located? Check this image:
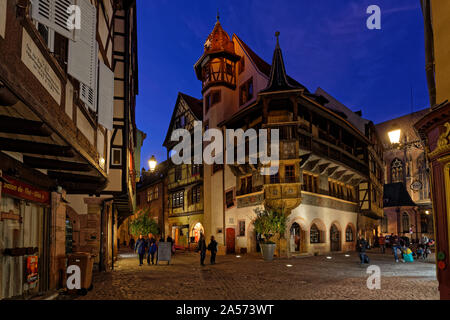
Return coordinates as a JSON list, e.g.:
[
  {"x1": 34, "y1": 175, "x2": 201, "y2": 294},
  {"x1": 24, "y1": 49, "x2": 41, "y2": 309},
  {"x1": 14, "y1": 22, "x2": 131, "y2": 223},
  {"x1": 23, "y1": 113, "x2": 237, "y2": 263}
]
[
  {"x1": 99, "y1": 201, "x2": 104, "y2": 272},
  {"x1": 111, "y1": 203, "x2": 115, "y2": 270},
  {"x1": 421, "y1": 0, "x2": 436, "y2": 107}
]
